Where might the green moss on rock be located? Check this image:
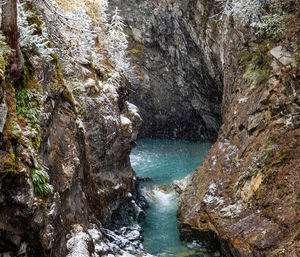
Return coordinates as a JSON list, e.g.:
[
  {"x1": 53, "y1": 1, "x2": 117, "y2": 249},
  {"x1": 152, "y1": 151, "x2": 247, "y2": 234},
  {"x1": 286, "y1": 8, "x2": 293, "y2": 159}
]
[
  {"x1": 242, "y1": 42, "x2": 272, "y2": 85},
  {"x1": 129, "y1": 43, "x2": 145, "y2": 61}
]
